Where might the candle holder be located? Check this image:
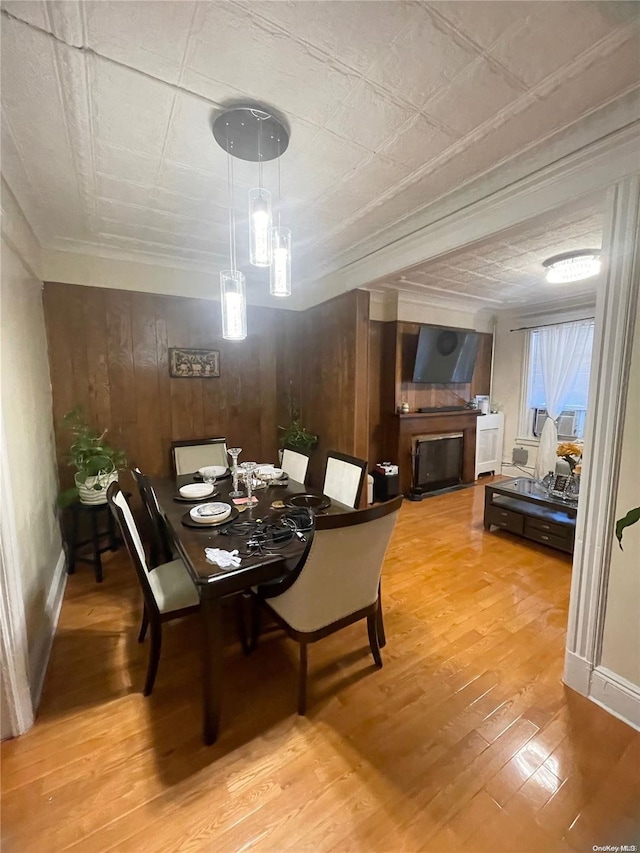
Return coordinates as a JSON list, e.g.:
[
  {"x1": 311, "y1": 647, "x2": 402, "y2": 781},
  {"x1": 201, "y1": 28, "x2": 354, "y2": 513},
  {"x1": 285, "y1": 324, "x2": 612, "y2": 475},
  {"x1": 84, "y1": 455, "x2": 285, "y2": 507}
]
[
  {"x1": 240, "y1": 461, "x2": 258, "y2": 505},
  {"x1": 227, "y1": 447, "x2": 243, "y2": 498}
]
